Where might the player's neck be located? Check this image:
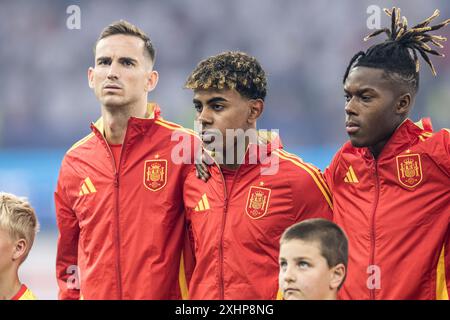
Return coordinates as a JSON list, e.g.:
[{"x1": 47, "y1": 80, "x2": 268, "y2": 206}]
[
  {"x1": 0, "y1": 270, "x2": 21, "y2": 300},
  {"x1": 220, "y1": 136, "x2": 251, "y2": 170},
  {"x1": 101, "y1": 102, "x2": 148, "y2": 145},
  {"x1": 321, "y1": 290, "x2": 338, "y2": 300}
]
